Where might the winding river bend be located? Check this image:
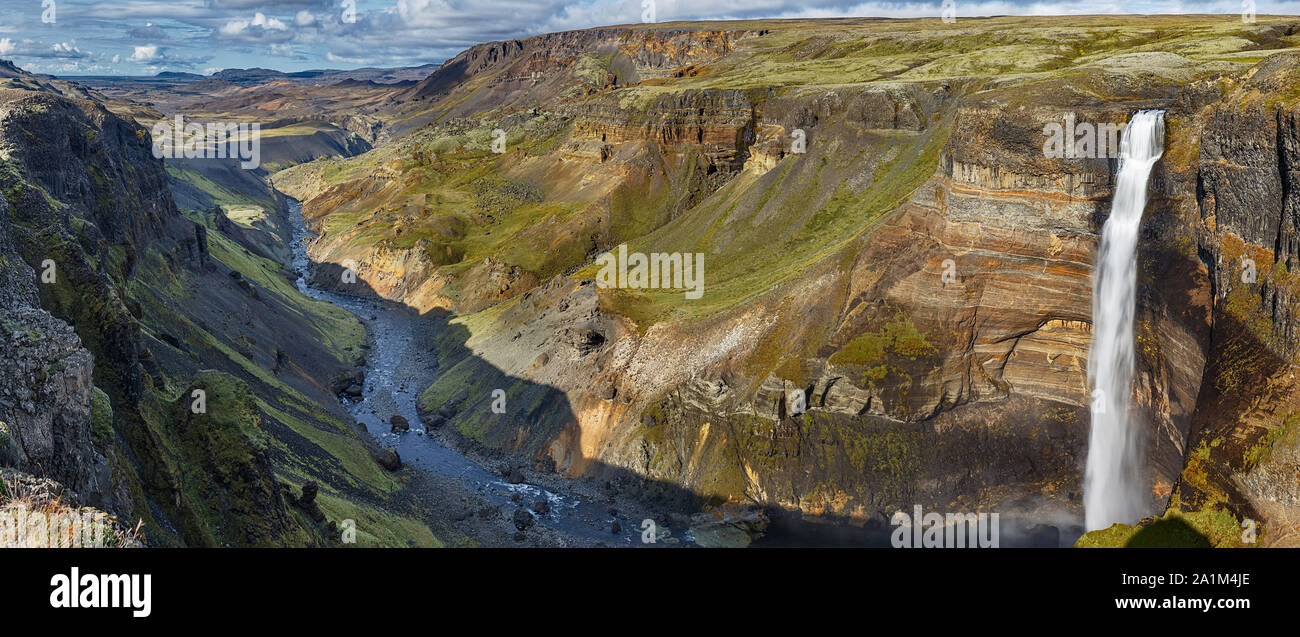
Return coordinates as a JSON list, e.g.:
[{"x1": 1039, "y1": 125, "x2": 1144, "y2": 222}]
[{"x1": 285, "y1": 198, "x2": 654, "y2": 546}]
